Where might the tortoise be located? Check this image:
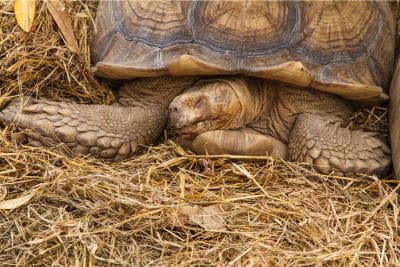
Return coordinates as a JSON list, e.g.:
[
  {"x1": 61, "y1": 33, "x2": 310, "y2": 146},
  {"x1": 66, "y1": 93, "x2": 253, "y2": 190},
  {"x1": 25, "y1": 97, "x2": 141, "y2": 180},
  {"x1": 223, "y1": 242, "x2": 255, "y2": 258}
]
[
  {"x1": 390, "y1": 61, "x2": 400, "y2": 177},
  {"x1": 0, "y1": 0, "x2": 395, "y2": 176}
]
